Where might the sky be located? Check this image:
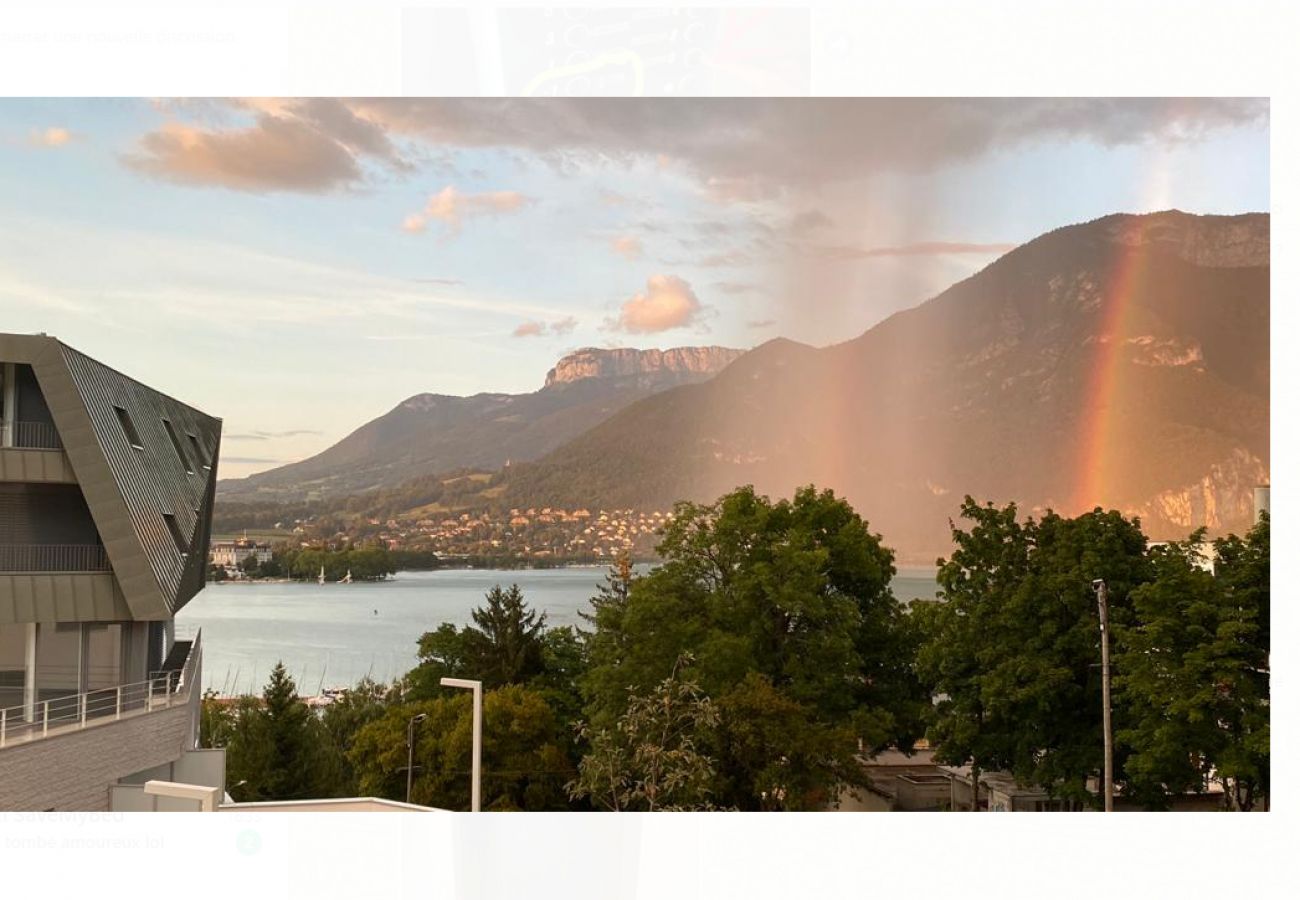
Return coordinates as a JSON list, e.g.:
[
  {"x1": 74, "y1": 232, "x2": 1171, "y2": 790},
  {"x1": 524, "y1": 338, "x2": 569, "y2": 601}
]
[{"x1": 0, "y1": 98, "x2": 1268, "y2": 478}]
